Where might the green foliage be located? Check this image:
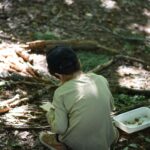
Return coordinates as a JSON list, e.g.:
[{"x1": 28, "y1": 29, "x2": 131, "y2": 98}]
[
  {"x1": 123, "y1": 42, "x2": 136, "y2": 55},
  {"x1": 114, "y1": 94, "x2": 146, "y2": 109},
  {"x1": 144, "y1": 45, "x2": 150, "y2": 54},
  {"x1": 129, "y1": 143, "x2": 138, "y2": 148},
  {"x1": 145, "y1": 137, "x2": 150, "y2": 143},
  {"x1": 77, "y1": 51, "x2": 110, "y2": 72},
  {"x1": 32, "y1": 31, "x2": 60, "y2": 40}
]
